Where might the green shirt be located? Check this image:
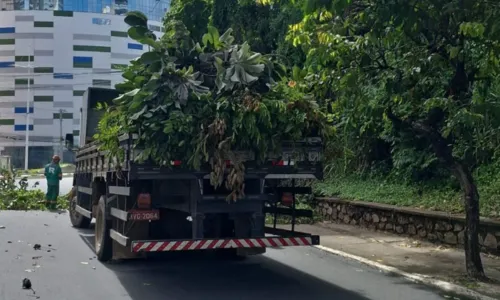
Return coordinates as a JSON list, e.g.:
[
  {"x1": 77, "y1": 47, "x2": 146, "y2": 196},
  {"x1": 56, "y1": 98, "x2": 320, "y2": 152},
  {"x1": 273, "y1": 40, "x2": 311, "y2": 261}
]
[{"x1": 44, "y1": 163, "x2": 62, "y2": 185}]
